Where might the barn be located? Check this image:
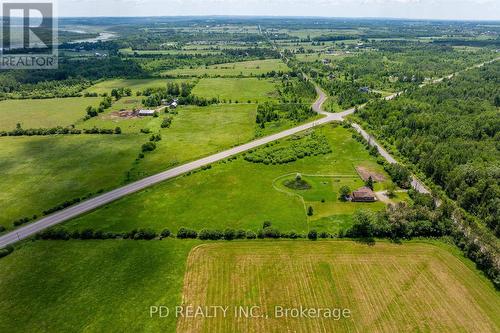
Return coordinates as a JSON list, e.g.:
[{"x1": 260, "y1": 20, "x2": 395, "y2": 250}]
[{"x1": 351, "y1": 187, "x2": 376, "y2": 202}]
